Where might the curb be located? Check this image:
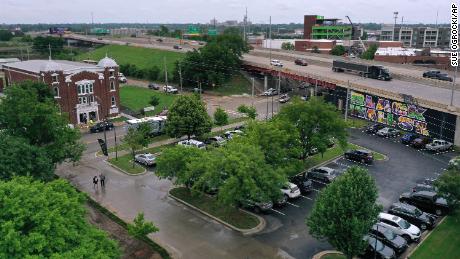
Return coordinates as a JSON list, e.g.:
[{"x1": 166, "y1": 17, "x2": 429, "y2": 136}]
[
  {"x1": 168, "y1": 191, "x2": 266, "y2": 235},
  {"x1": 405, "y1": 215, "x2": 448, "y2": 258},
  {"x1": 312, "y1": 250, "x2": 344, "y2": 259},
  {"x1": 105, "y1": 160, "x2": 148, "y2": 176}
]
